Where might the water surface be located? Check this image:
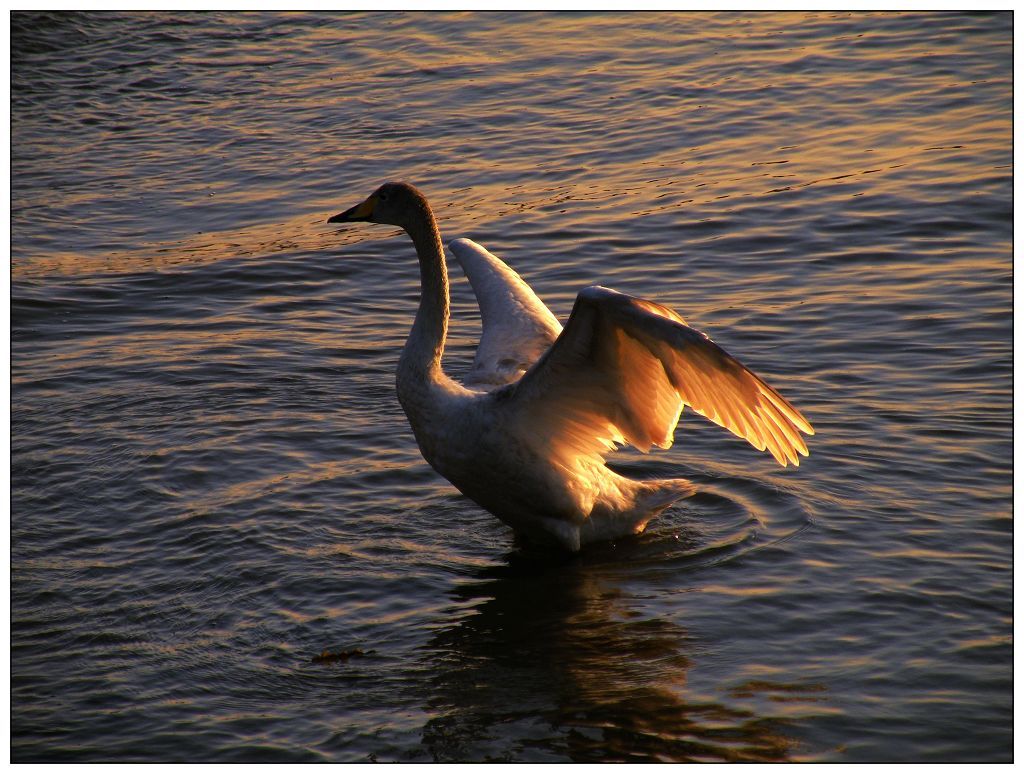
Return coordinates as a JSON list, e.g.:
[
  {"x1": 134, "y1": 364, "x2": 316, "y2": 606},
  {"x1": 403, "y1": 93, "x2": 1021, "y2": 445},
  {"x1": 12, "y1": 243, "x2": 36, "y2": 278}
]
[{"x1": 11, "y1": 11, "x2": 1012, "y2": 762}]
